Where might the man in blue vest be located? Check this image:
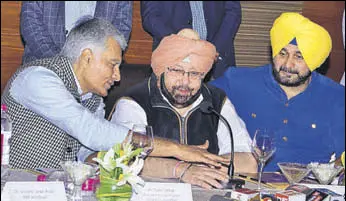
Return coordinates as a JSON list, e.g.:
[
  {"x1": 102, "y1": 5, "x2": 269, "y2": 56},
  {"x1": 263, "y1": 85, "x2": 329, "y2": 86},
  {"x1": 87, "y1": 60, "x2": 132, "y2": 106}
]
[{"x1": 211, "y1": 12, "x2": 345, "y2": 171}]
